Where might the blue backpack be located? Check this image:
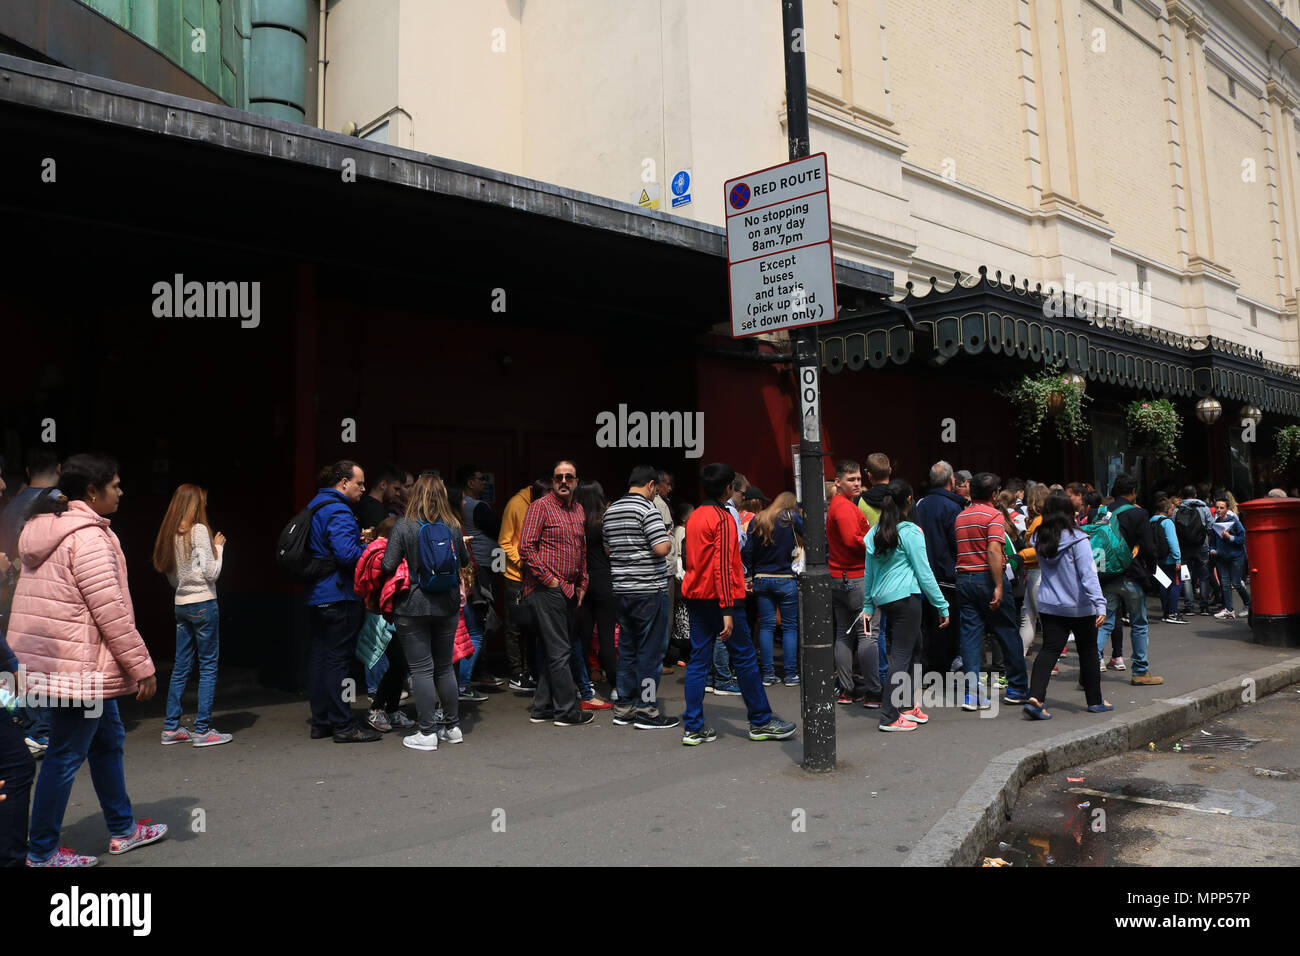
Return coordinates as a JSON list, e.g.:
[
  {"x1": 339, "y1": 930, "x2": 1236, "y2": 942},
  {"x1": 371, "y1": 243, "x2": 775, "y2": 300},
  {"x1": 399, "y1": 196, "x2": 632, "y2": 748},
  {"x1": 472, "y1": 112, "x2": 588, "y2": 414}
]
[{"x1": 415, "y1": 520, "x2": 460, "y2": 593}]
